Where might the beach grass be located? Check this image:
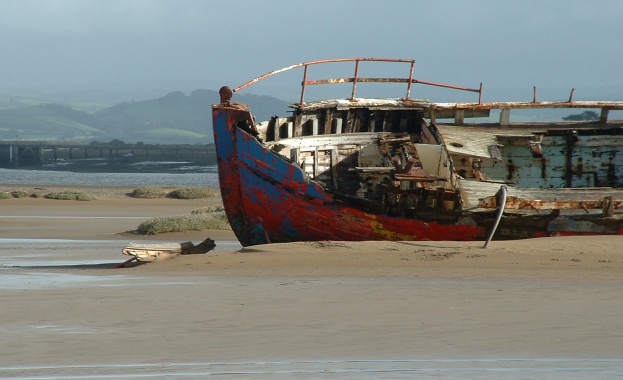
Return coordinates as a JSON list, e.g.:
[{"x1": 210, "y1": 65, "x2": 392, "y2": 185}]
[
  {"x1": 137, "y1": 211, "x2": 229, "y2": 235},
  {"x1": 191, "y1": 205, "x2": 225, "y2": 214},
  {"x1": 128, "y1": 186, "x2": 219, "y2": 200},
  {"x1": 167, "y1": 187, "x2": 218, "y2": 199},
  {"x1": 44, "y1": 191, "x2": 96, "y2": 201},
  {"x1": 129, "y1": 187, "x2": 168, "y2": 198},
  {"x1": 11, "y1": 190, "x2": 31, "y2": 198},
  {"x1": 0, "y1": 190, "x2": 32, "y2": 199}
]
